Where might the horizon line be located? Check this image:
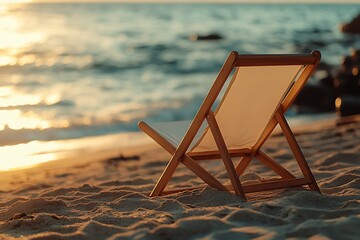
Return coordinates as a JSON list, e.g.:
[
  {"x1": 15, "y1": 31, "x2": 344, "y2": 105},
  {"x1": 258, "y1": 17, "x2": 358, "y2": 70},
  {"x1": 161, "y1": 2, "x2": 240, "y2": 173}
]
[{"x1": 10, "y1": 0, "x2": 360, "y2": 4}]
